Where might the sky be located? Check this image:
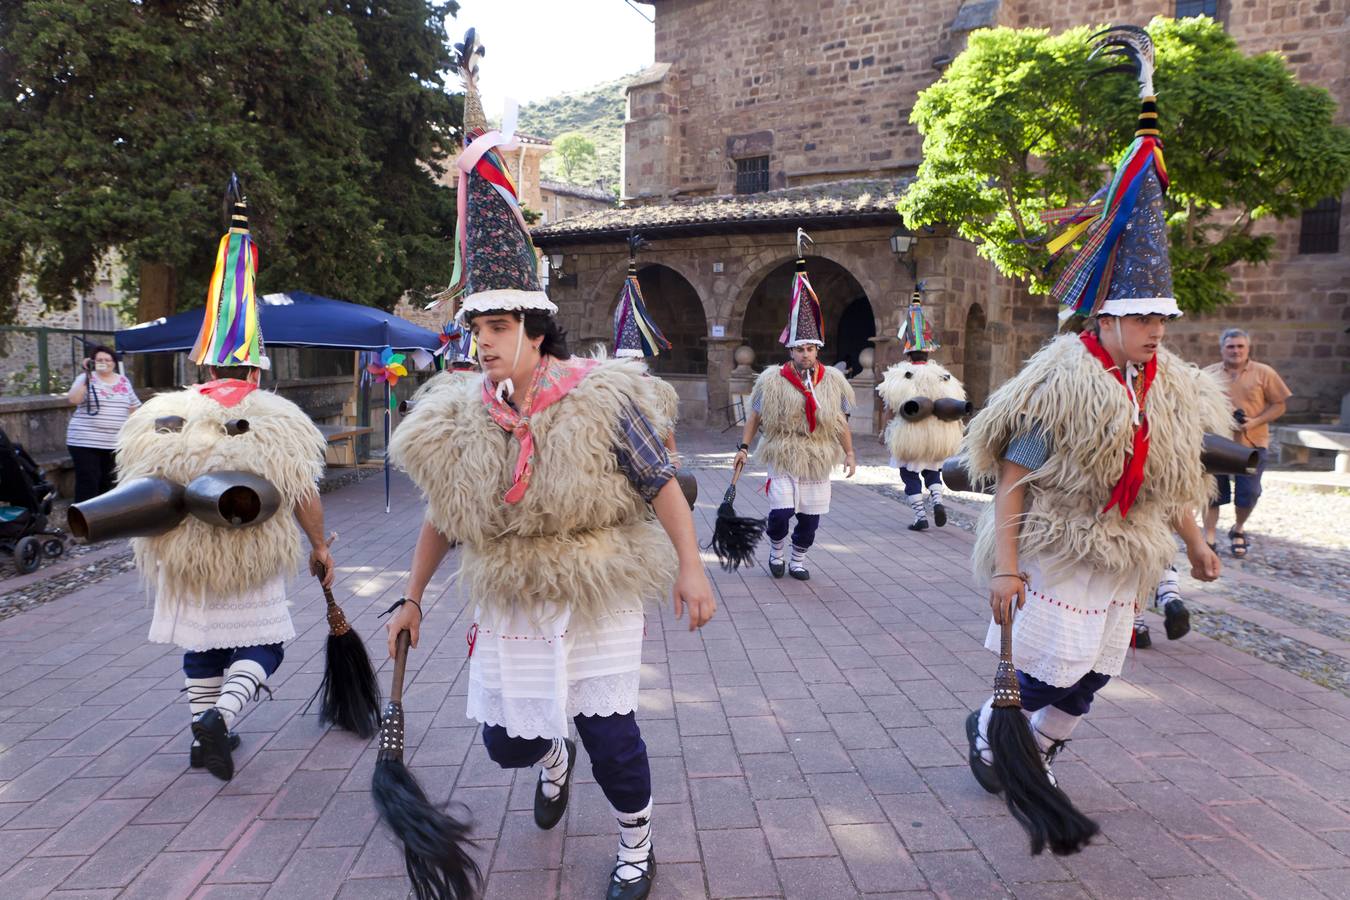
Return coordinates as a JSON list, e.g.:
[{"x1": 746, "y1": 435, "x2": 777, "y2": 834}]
[{"x1": 449, "y1": 0, "x2": 656, "y2": 115}]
